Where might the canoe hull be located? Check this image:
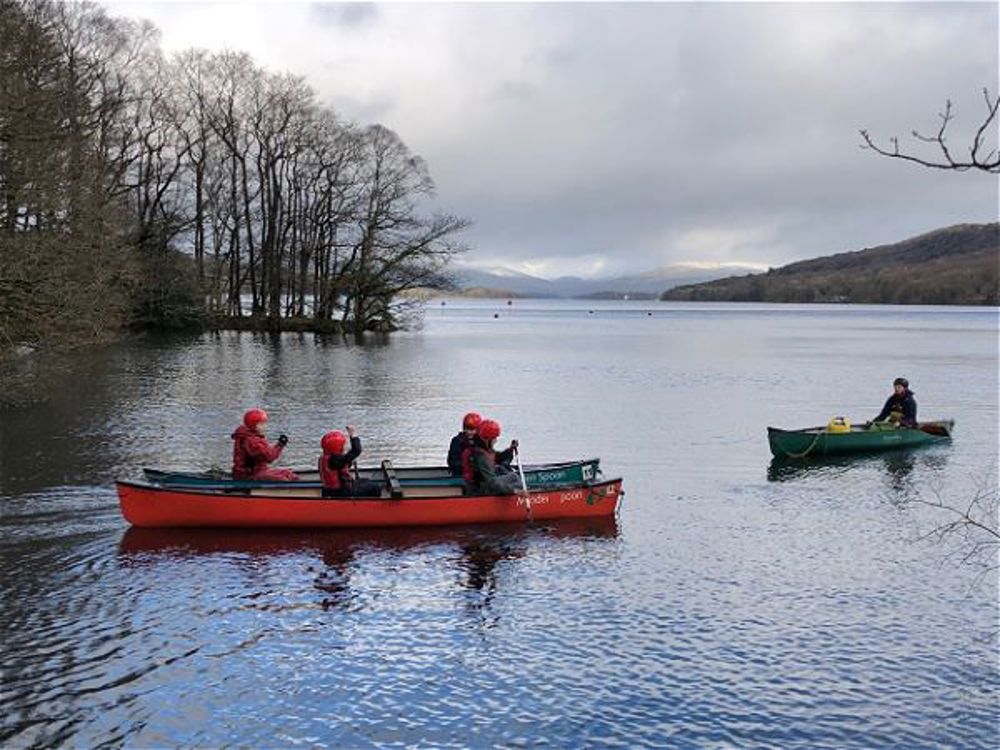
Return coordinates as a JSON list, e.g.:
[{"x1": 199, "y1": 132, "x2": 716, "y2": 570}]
[
  {"x1": 767, "y1": 420, "x2": 954, "y2": 459},
  {"x1": 117, "y1": 478, "x2": 623, "y2": 529},
  {"x1": 142, "y1": 458, "x2": 601, "y2": 490}
]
